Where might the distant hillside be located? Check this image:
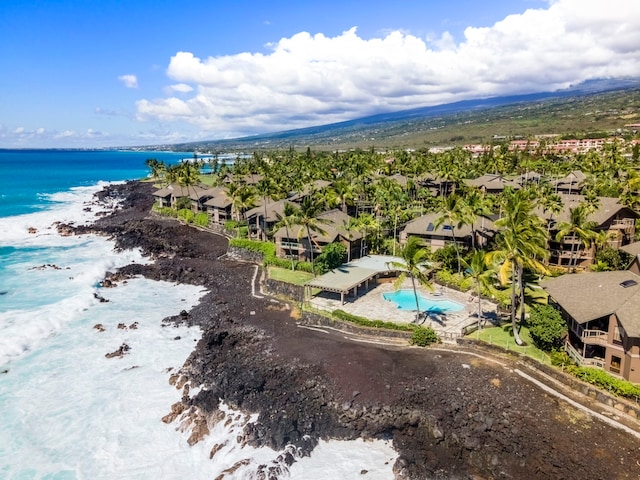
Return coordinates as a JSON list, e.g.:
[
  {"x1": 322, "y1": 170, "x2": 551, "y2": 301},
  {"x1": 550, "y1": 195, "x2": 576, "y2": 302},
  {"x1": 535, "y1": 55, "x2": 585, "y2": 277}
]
[{"x1": 149, "y1": 79, "x2": 640, "y2": 153}]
